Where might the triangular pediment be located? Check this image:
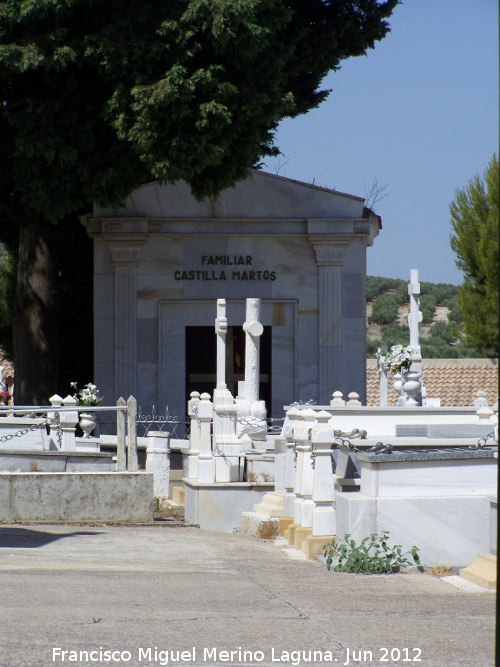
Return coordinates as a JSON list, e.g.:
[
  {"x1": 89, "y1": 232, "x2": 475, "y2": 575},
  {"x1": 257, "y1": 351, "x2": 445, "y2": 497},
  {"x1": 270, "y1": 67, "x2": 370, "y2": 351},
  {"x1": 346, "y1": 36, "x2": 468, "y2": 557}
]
[{"x1": 93, "y1": 170, "x2": 365, "y2": 220}]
